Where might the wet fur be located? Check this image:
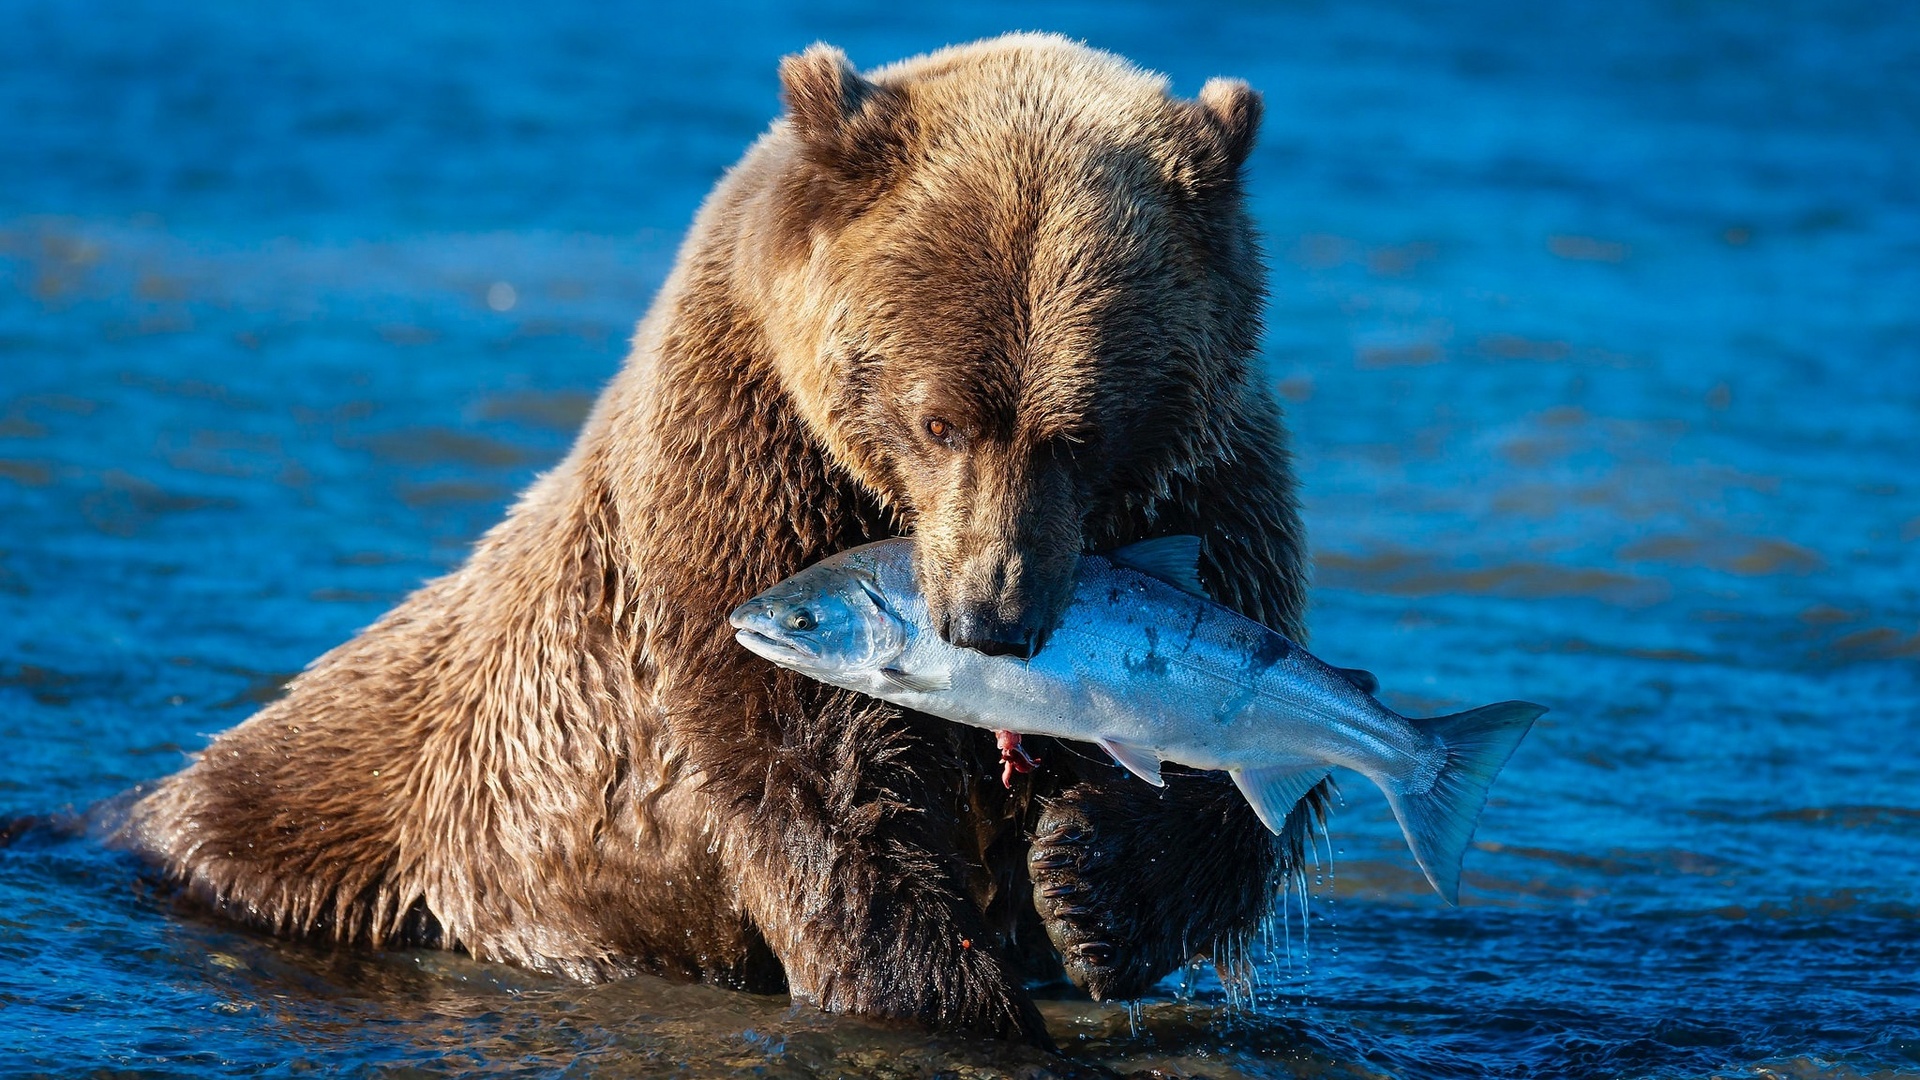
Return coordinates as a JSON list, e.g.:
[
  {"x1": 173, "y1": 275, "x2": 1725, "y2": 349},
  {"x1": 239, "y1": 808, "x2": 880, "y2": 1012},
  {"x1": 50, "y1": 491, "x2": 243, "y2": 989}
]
[{"x1": 123, "y1": 34, "x2": 1318, "y2": 1044}]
